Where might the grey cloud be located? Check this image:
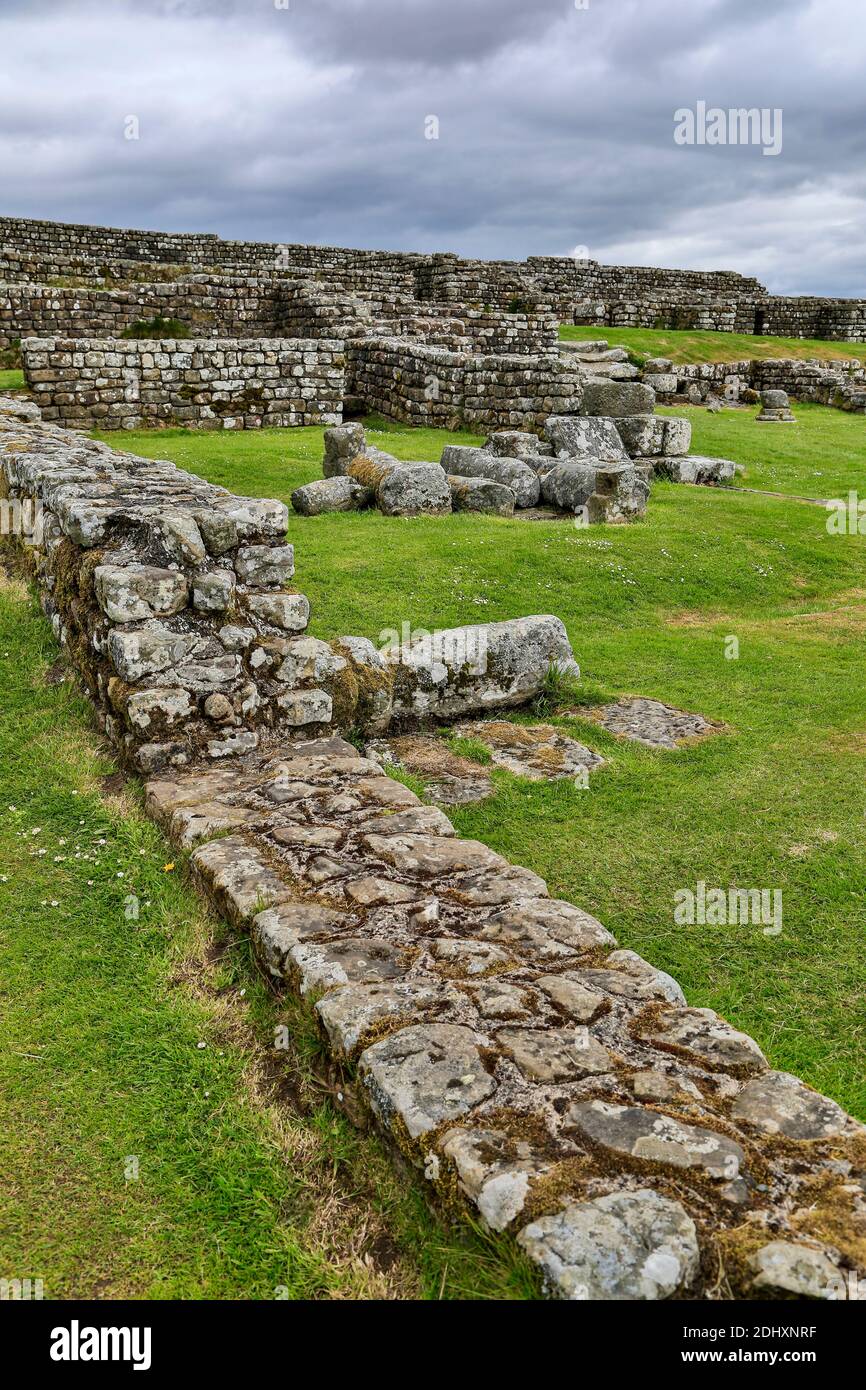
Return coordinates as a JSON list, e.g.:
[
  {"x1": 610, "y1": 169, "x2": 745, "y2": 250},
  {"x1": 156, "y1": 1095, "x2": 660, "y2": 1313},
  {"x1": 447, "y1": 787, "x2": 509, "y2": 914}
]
[{"x1": 0, "y1": 0, "x2": 864, "y2": 295}]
